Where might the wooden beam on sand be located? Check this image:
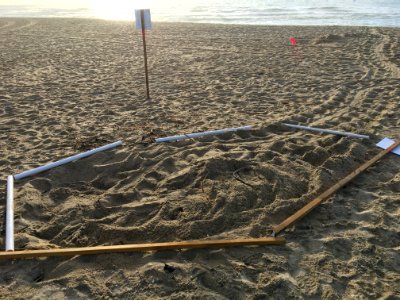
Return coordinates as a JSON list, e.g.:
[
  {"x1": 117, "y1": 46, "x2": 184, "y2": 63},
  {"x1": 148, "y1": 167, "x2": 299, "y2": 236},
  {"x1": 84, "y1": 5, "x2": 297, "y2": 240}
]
[
  {"x1": 272, "y1": 140, "x2": 400, "y2": 236},
  {"x1": 0, "y1": 237, "x2": 286, "y2": 260}
]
